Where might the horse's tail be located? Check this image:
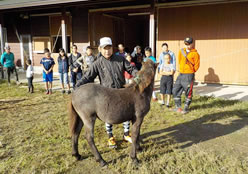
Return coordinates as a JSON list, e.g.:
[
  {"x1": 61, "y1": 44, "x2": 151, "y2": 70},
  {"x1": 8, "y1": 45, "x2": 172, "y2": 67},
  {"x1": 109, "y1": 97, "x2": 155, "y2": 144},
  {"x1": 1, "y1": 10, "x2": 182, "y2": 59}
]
[{"x1": 68, "y1": 96, "x2": 80, "y2": 136}]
